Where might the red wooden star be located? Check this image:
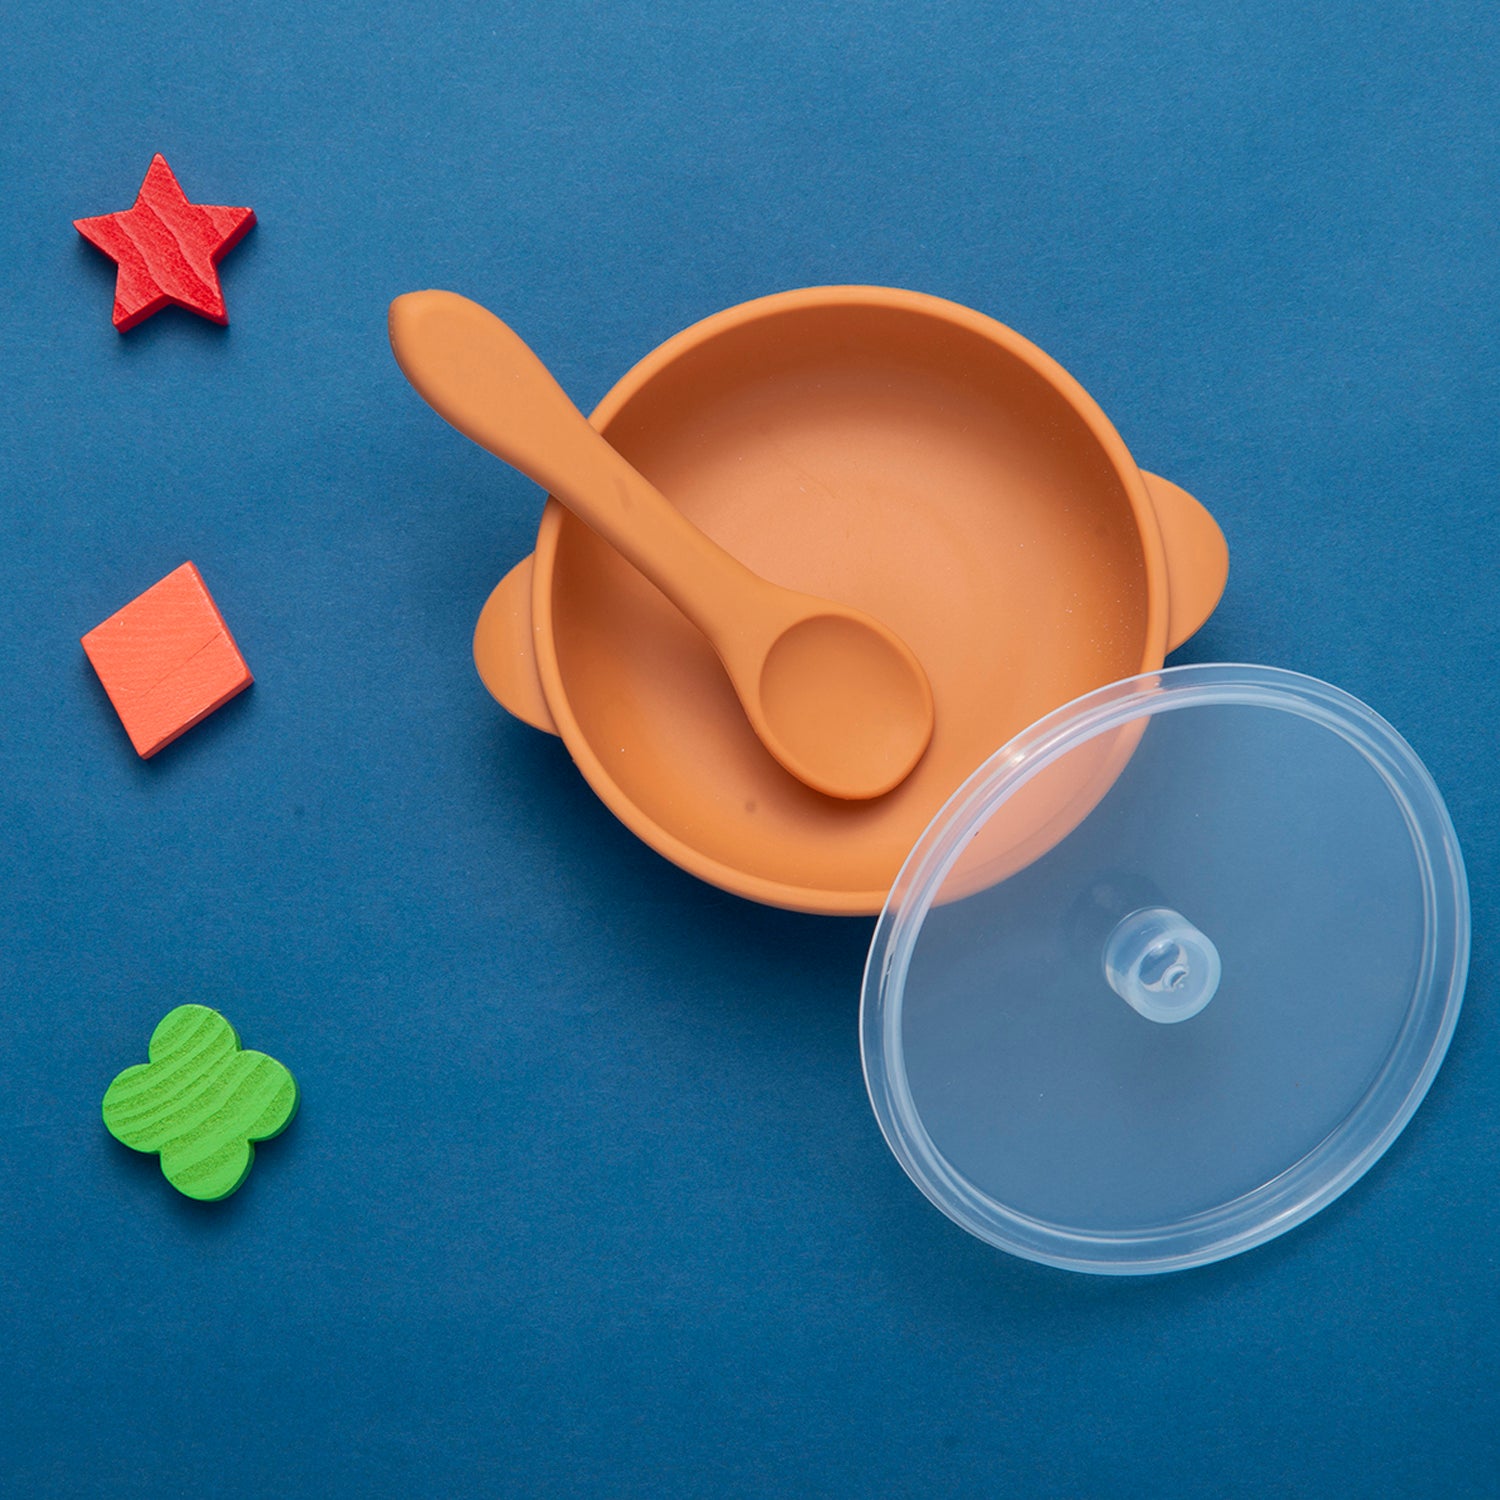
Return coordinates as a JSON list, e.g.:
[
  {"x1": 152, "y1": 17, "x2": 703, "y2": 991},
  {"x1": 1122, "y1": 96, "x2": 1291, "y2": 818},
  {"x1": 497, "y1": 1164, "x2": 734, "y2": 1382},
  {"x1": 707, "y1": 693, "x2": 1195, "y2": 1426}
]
[{"x1": 74, "y1": 154, "x2": 255, "y2": 331}]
